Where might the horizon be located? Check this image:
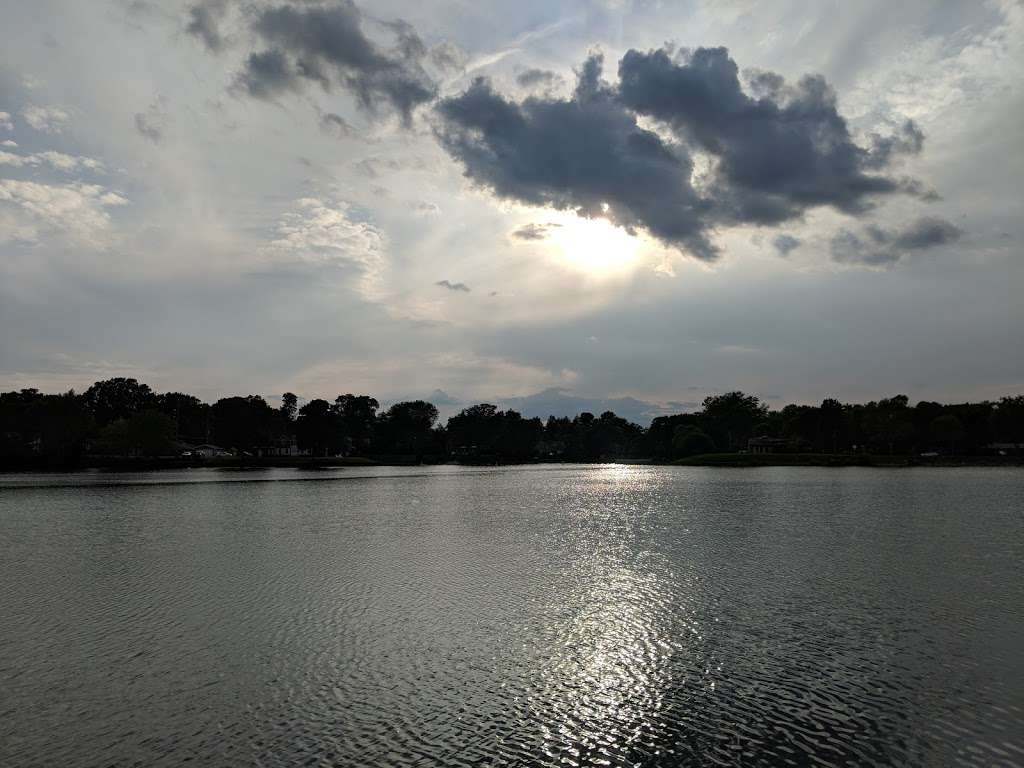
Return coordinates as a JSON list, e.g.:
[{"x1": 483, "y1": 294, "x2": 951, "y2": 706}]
[{"x1": 8, "y1": 375, "x2": 1024, "y2": 431}]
